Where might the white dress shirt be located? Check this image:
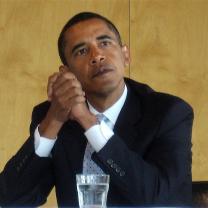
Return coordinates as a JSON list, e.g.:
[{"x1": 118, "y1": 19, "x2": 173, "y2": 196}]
[{"x1": 34, "y1": 85, "x2": 127, "y2": 157}]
